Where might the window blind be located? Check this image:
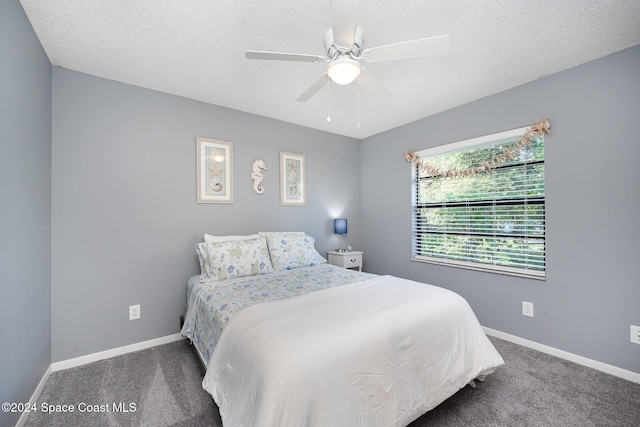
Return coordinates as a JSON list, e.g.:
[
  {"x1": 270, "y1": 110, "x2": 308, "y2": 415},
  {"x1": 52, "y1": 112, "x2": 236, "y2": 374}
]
[{"x1": 412, "y1": 128, "x2": 545, "y2": 279}]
